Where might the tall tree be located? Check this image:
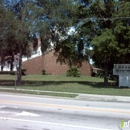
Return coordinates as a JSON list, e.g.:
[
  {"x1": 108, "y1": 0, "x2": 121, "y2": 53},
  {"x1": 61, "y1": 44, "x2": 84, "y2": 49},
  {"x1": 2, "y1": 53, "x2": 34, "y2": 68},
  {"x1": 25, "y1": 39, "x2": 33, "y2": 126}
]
[
  {"x1": 0, "y1": 0, "x2": 36, "y2": 84},
  {"x1": 31, "y1": 0, "x2": 86, "y2": 68},
  {"x1": 74, "y1": 0, "x2": 130, "y2": 85},
  {"x1": 0, "y1": 2, "x2": 16, "y2": 71},
  {"x1": 90, "y1": 0, "x2": 130, "y2": 84},
  {"x1": 0, "y1": 0, "x2": 80, "y2": 85}
]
